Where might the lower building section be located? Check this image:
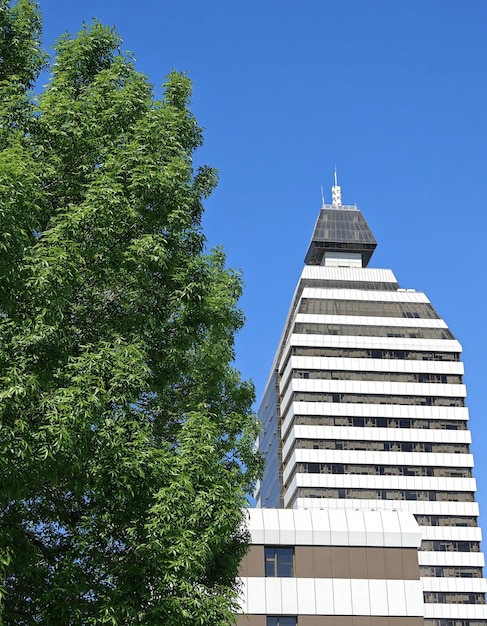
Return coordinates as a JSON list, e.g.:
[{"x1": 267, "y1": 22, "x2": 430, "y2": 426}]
[
  {"x1": 237, "y1": 509, "x2": 424, "y2": 624},
  {"x1": 236, "y1": 617, "x2": 423, "y2": 625}
]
